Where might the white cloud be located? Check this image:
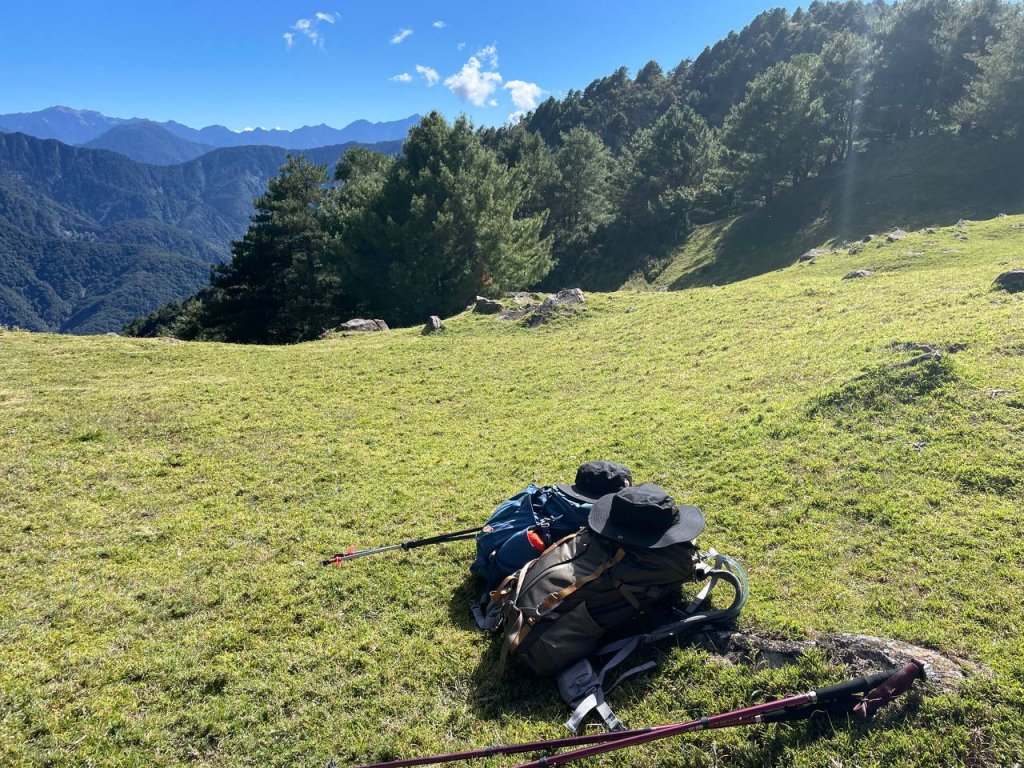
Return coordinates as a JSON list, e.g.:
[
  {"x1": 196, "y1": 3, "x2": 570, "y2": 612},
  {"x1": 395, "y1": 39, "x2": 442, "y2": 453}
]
[
  {"x1": 476, "y1": 44, "x2": 498, "y2": 68},
  {"x1": 391, "y1": 28, "x2": 413, "y2": 44},
  {"x1": 508, "y1": 110, "x2": 528, "y2": 124},
  {"x1": 287, "y1": 13, "x2": 336, "y2": 48},
  {"x1": 391, "y1": 72, "x2": 413, "y2": 83},
  {"x1": 416, "y1": 64, "x2": 440, "y2": 86},
  {"x1": 504, "y1": 80, "x2": 544, "y2": 111},
  {"x1": 433, "y1": 20, "x2": 446, "y2": 29},
  {"x1": 444, "y1": 52, "x2": 502, "y2": 107},
  {"x1": 457, "y1": 42, "x2": 466, "y2": 50}
]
